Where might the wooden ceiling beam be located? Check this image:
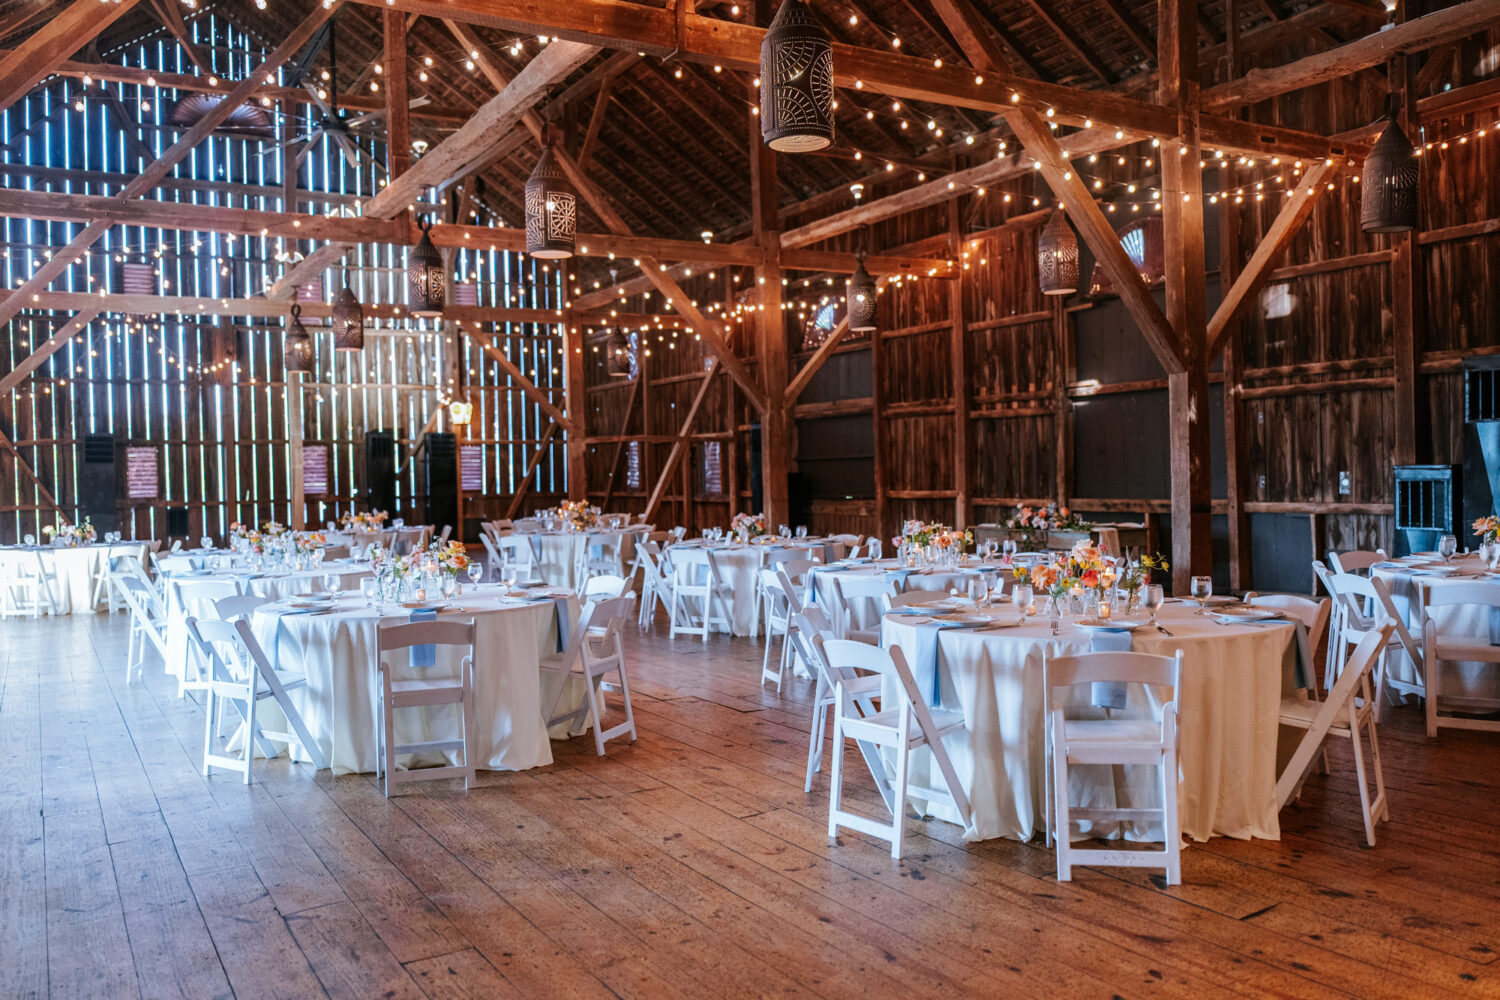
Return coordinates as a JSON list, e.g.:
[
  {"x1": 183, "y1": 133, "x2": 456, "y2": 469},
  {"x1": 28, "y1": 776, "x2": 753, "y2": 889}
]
[
  {"x1": 14, "y1": 290, "x2": 589, "y2": 325},
  {"x1": 145, "y1": 0, "x2": 215, "y2": 76},
  {"x1": 0, "y1": 0, "x2": 145, "y2": 112},
  {"x1": 0, "y1": 307, "x2": 101, "y2": 397},
  {"x1": 0, "y1": 3, "x2": 341, "y2": 331},
  {"x1": 1096, "y1": 0, "x2": 1156, "y2": 66},
  {"x1": 268, "y1": 38, "x2": 600, "y2": 298},
  {"x1": 1201, "y1": 0, "x2": 1500, "y2": 111},
  {"x1": 1014, "y1": 0, "x2": 1114, "y2": 83},
  {"x1": 1206, "y1": 160, "x2": 1335, "y2": 359}
]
